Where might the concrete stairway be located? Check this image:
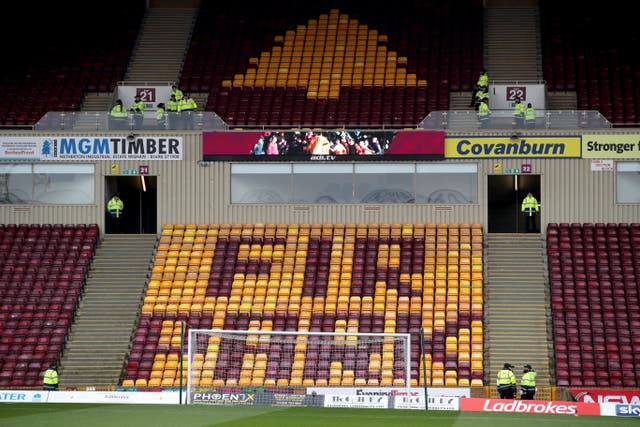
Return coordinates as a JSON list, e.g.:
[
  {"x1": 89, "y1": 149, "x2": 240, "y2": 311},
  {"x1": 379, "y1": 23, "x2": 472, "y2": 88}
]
[
  {"x1": 484, "y1": 0, "x2": 542, "y2": 81},
  {"x1": 484, "y1": 233, "x2": 552, "y2": 392},
  {"x1": 59, "y1": 234, "x2": 157, "y2": 388},
  {"x1": 190, "y1": 93, "x2": 209, "y2": 111},
  {"x1": 449, "y1": 0, "x2": 542, "y2": 112},
  {"x1": 73, "y1": 93, "x2": 114, "y2": 130},
  {"x1": 81, "y1": 93, "x2": 115, "y2": 112},
  {"x1": 449, "y1": 92, "x2": 476, "y2": 111},
  {"x1": 77, "y1": 5, "x2": 206, "y2": 123},
  {"x1": 125, "y1": 7, "x2": 198, "y2": 83},
  {"x1": 547, "y1": 91, "x2": 577, "y2": 110}
]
